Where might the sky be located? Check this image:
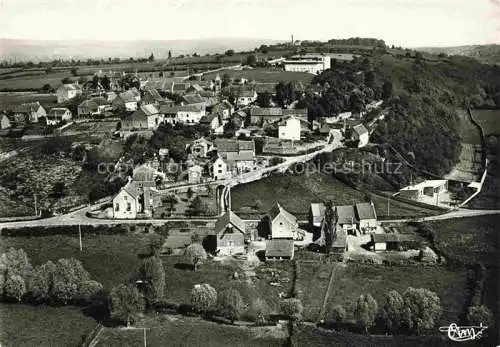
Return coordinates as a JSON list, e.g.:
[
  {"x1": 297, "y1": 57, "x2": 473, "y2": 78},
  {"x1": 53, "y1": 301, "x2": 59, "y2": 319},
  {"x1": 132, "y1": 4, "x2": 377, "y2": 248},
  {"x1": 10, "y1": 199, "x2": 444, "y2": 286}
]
[{"x1": 0, "y1": 0, "x2": 499, "y2": 47}]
